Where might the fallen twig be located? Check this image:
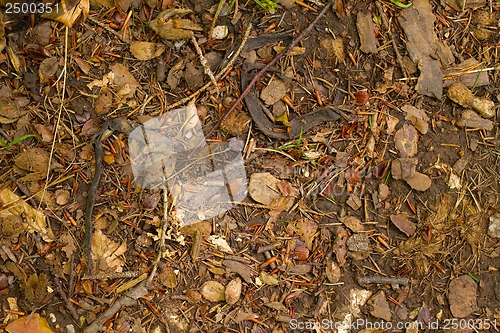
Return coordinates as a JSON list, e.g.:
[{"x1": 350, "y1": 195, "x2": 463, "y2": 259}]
[
  {"x1": 164, "y1": 23, "x2": 252, "y2": 112},
  {"x1": 358, "y1": 276, "x2": 409, "y2": 286},
  {"x1": 54, "y1": 277, "x2": 79, "y2": 321},
  {"x1": 85, "y1": 282, "x2": 148, "y2": 333},
  {"x1": 190, "y1": 0, "x2": 336, "y2": 155}
]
